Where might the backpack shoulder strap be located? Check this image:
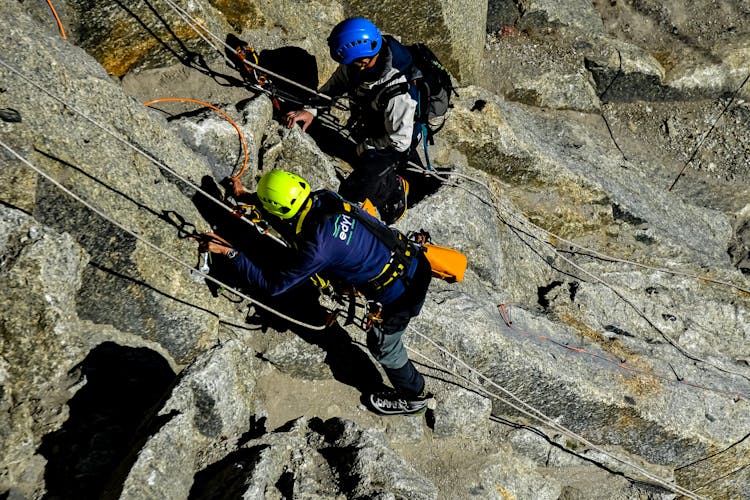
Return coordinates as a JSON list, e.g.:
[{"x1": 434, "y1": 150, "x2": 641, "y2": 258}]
[{"x1": 295, "y1": 191, "x2": 416, "y2": 289}]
